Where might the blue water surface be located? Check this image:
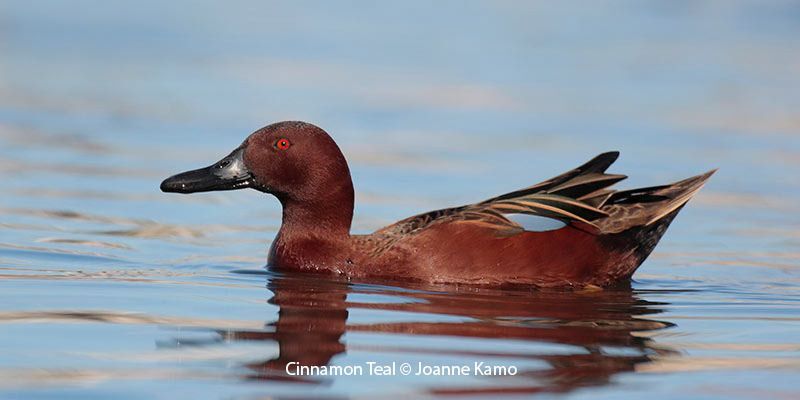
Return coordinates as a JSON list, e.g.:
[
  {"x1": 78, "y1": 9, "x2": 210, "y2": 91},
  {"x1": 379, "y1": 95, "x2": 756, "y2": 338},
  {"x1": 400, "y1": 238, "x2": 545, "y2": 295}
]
[{"x1": 1, "y1": 1, "x2": 799, "y2": 399}]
